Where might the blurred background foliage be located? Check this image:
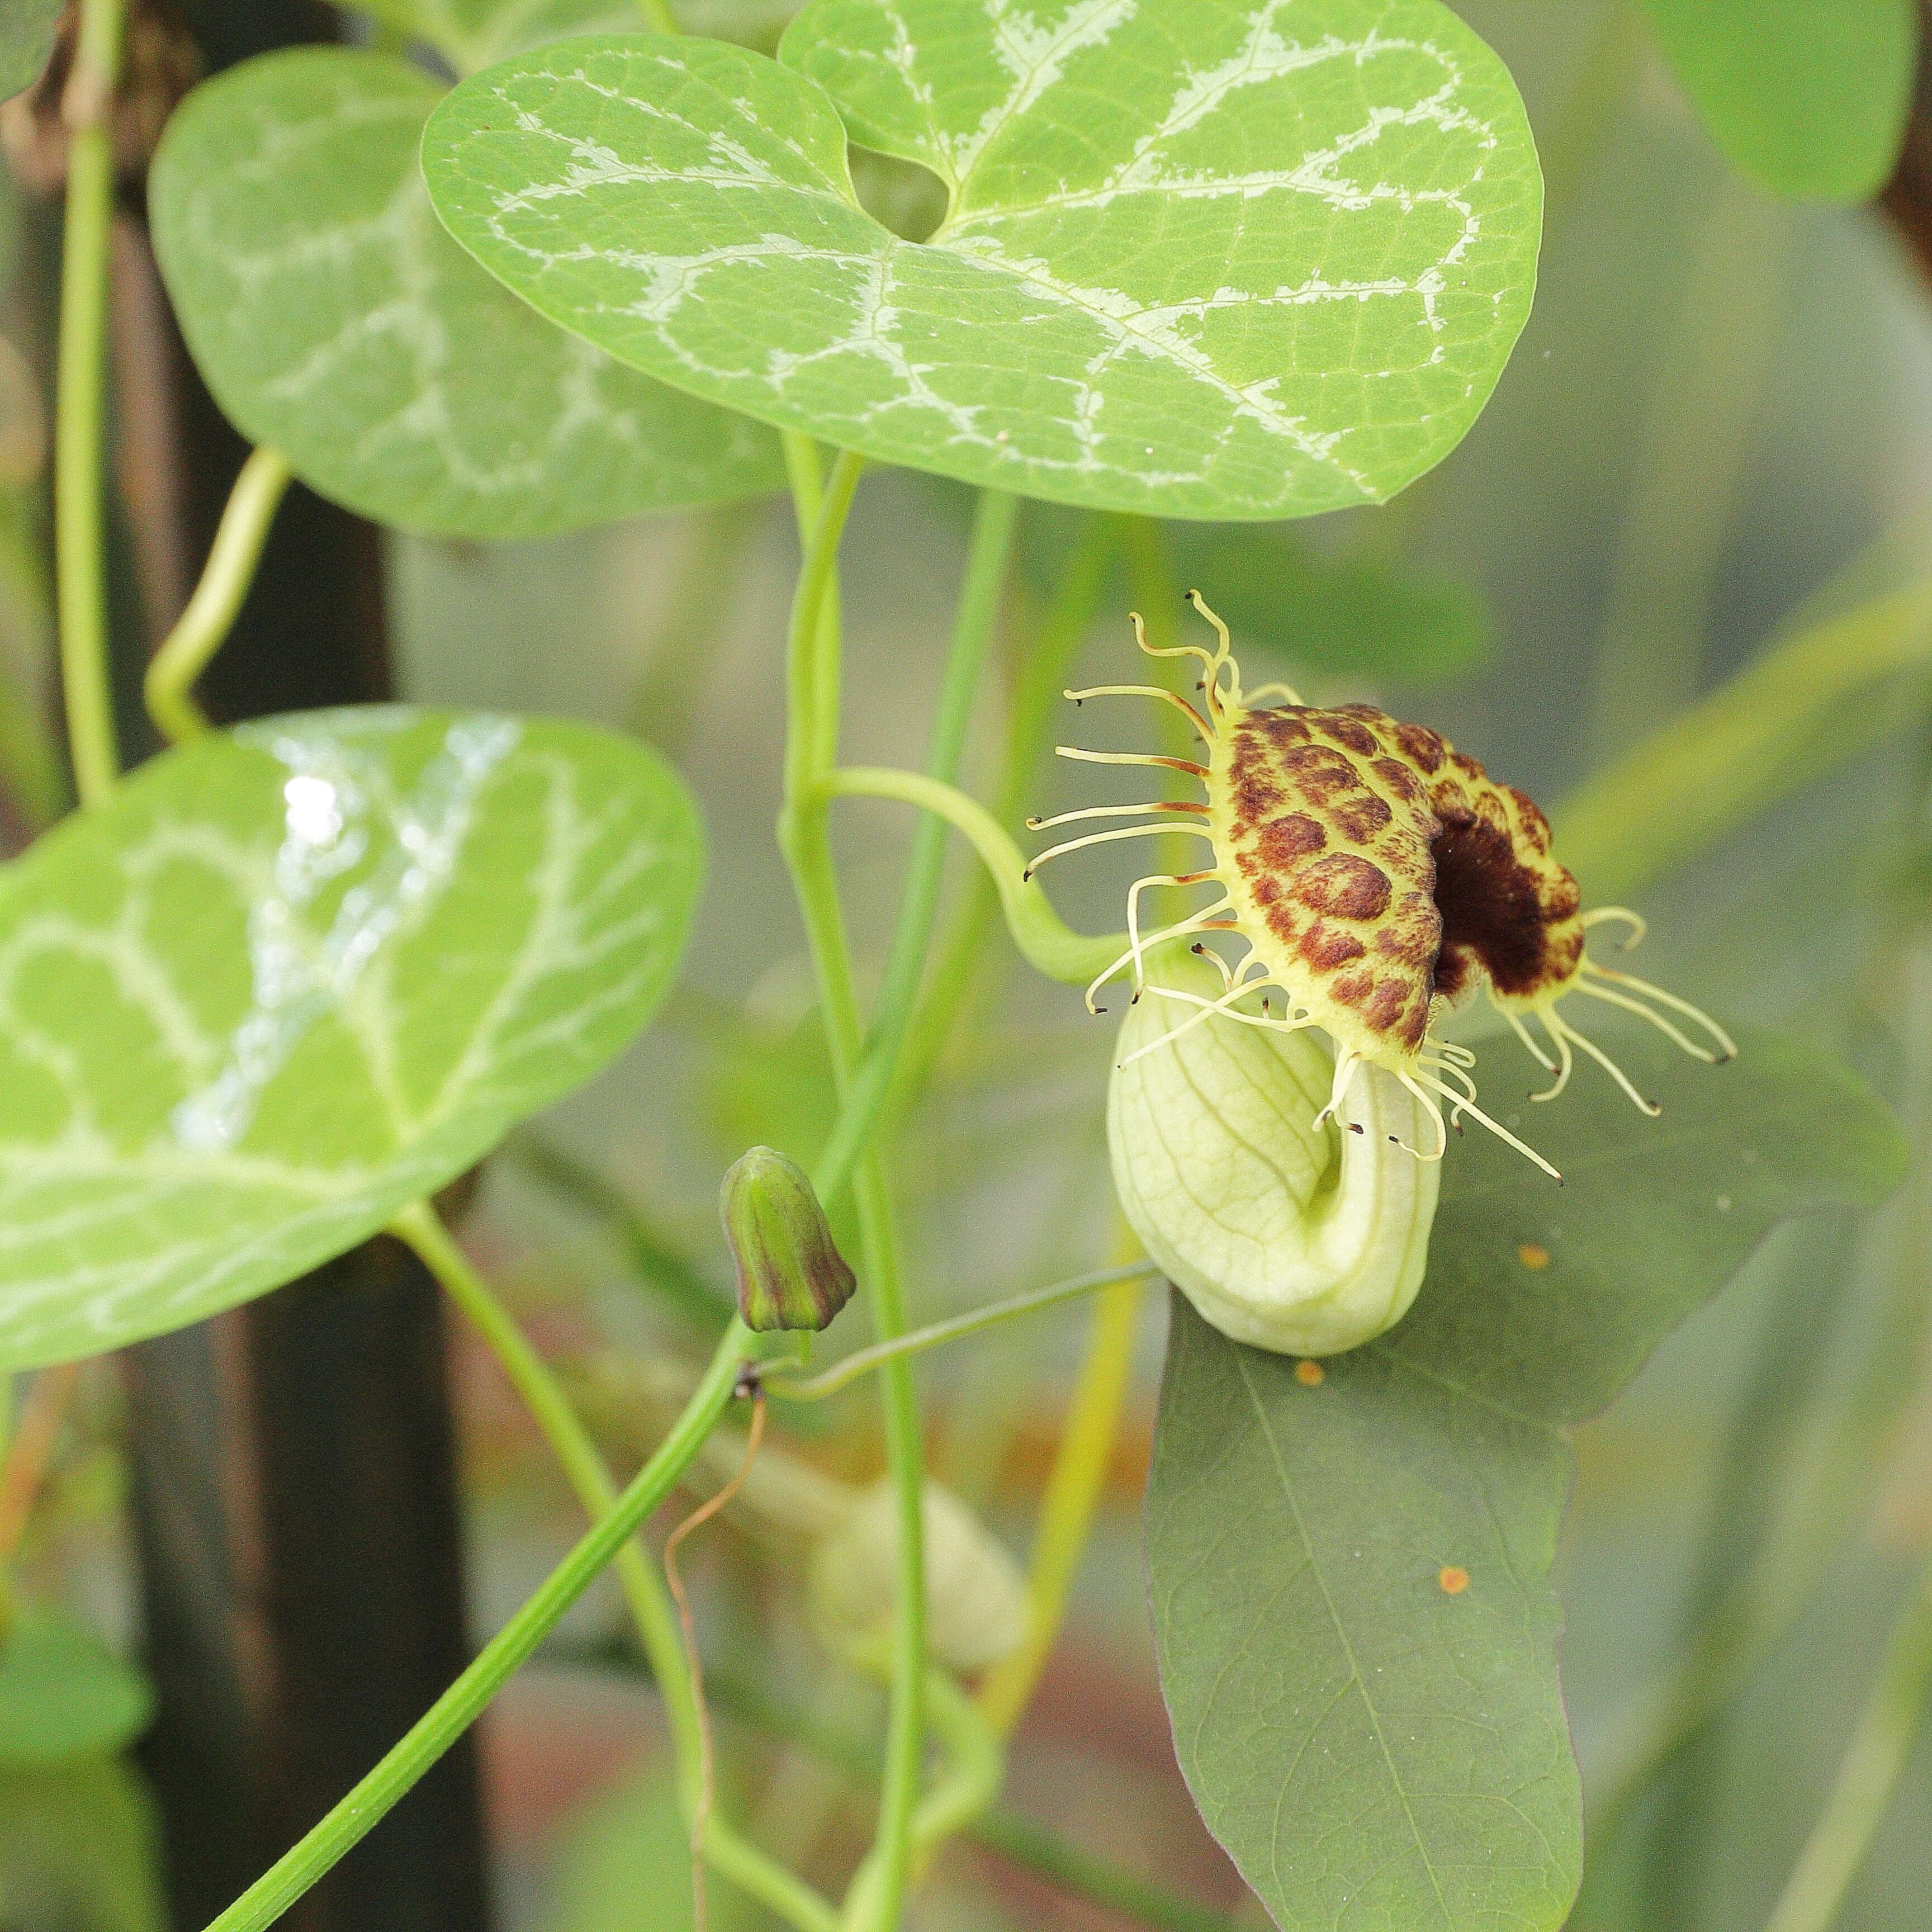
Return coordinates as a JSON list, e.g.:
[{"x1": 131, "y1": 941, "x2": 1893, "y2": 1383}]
[{"x1": 8, "y1": 1, "x2": 1932, "y2": 1928}]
